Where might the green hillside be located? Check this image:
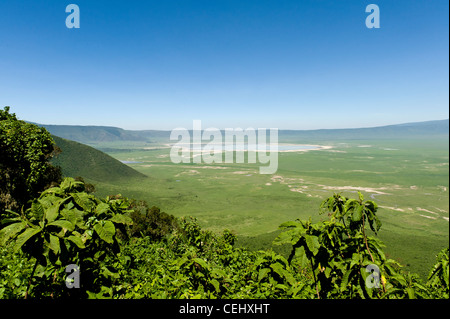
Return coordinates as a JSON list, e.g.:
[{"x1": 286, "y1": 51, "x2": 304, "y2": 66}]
[
  {"x1": 51, "y1": 135, "x2": 147, "y2": 183},
  {"x1": 38, "y1": 124, "x2": 148, "y2": 144}
]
